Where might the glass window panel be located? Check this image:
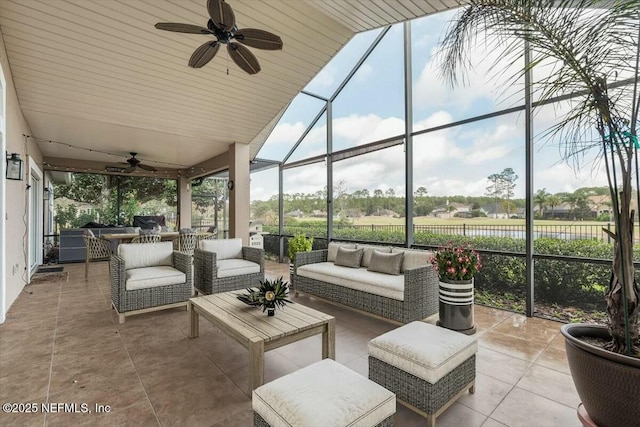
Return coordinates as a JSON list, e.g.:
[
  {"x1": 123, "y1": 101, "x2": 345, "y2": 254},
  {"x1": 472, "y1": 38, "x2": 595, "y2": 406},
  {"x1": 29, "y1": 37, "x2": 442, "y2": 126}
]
[
  {"x1": 332, "y1": 145, "x2": 406, "y2": 243},
  {"x1": 411, "y1": 10, "x2": 525, "y2": 131},
  {"x1": 286, "y1": 112, "x2": 327, "y2": 163},
  {"x1": 332, "y1": 24, "x2": 405, "y2": 152},
  {"x1": 303, "y1": 28, "x2": 384, "y2": 98},
  {"x1": 412, "y1": 112, "x2": 525, "y2": 249},
  {"x1": 191, "y1": 175, "x2": 228, "y2": 237},
  {"x1": 53, "y1": 173, "x2": 177, "y2": 231},
  {"x1": 250, "y1": 167, "x2": 280, "y2": 236},
  {"x1": 257, "y1": 93, "x2": 325, "y2": 161},
  {"x1": 282, "y1": 163, "x2": 327, "y2": 238}
]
